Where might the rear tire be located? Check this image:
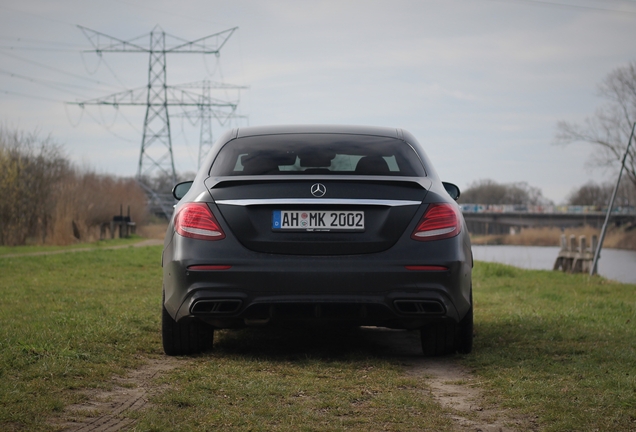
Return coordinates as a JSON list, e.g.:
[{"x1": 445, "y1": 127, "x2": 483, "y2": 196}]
[
  {"x1": 162, "y1": 301, "x2": 214, "y2": 356},
  {"x1": 456, "y1": 303, "x2": 473, "y2": 354},
  {"x1": 420, "y1": 322, "x2": 455, "y2": 356}
]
